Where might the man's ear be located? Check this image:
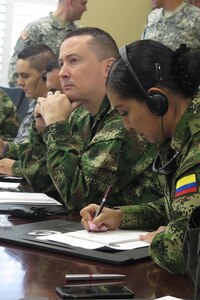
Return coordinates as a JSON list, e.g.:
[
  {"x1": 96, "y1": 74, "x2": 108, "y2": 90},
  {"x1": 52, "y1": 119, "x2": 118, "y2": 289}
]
[{"x1": 105, "y1": 58, "x2": 115, "y2": 78}]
